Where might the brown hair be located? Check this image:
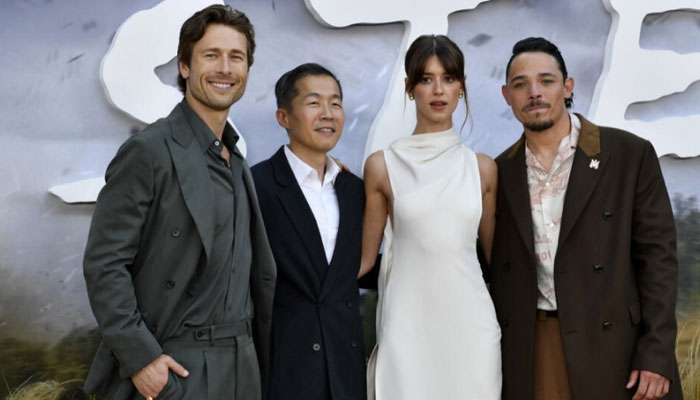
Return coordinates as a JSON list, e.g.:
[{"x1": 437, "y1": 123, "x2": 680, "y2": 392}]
[
  {"x1": 176, "y1": 4, "x2": 255, "y2": 94},
  {"x1": 404, "y1": 35, "x2": 469, "y2": 128}
]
